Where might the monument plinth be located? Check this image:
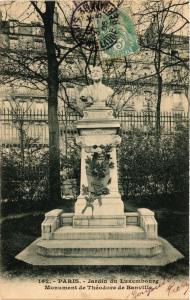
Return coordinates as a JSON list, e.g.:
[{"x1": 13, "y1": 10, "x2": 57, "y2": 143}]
[{"x1": 74, "y1": 105, "x2": 125, "y2": 226}]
